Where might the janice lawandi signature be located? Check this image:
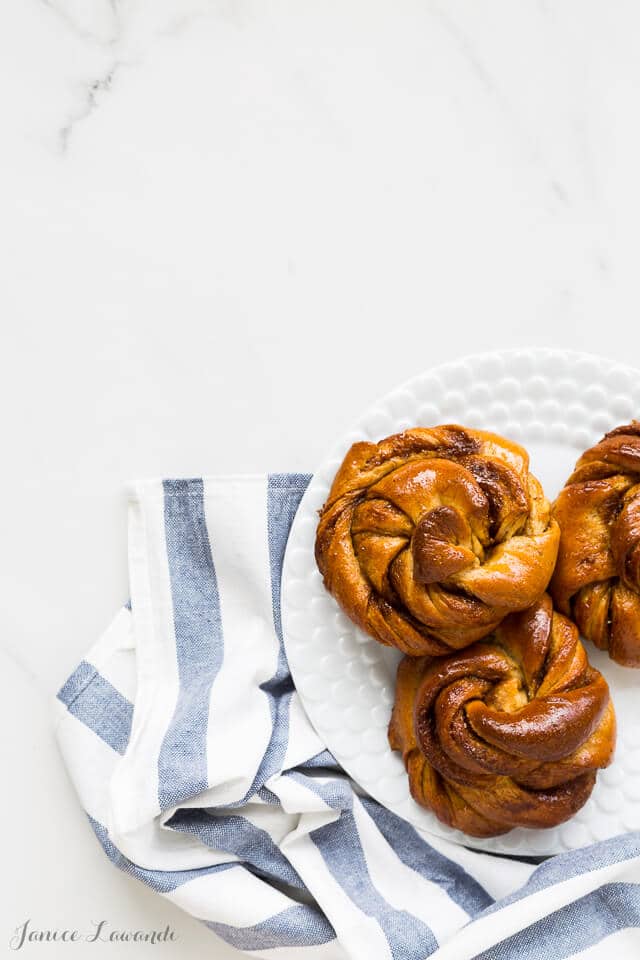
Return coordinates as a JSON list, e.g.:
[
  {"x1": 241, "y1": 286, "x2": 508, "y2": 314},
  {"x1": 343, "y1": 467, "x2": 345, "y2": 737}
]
[{"x1": 9, "y1": 919, "x2": 178, "y2": 950}]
